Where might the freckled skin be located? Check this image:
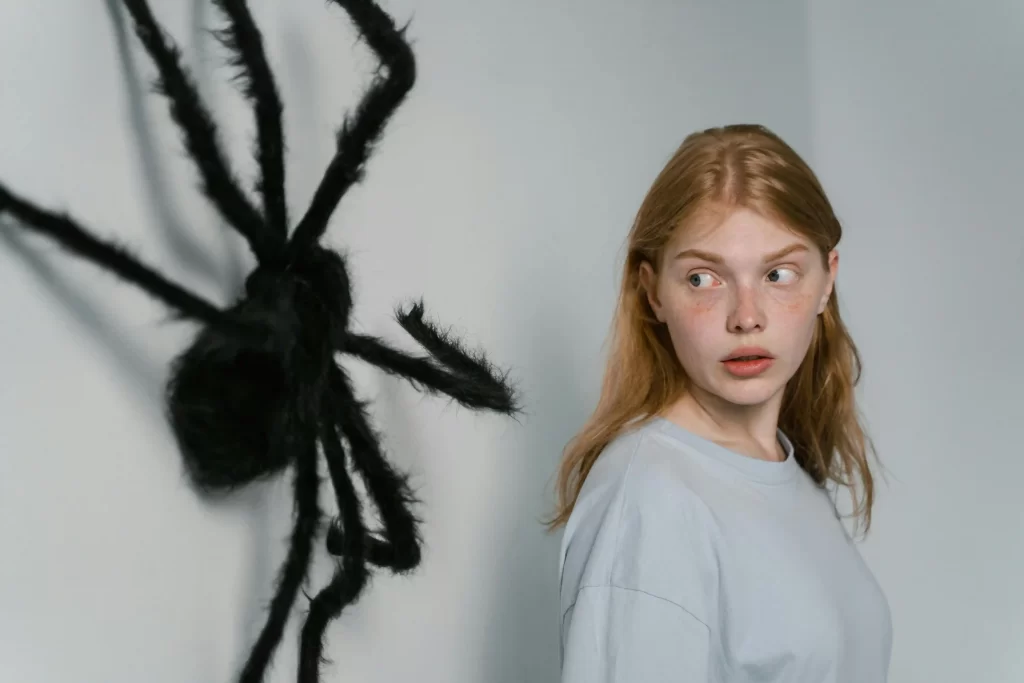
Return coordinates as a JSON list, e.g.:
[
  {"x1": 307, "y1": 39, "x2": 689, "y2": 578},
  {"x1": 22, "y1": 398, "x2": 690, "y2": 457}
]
[{"x1": 638, "y1": 207, "x2": 838, "y2": 456}]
